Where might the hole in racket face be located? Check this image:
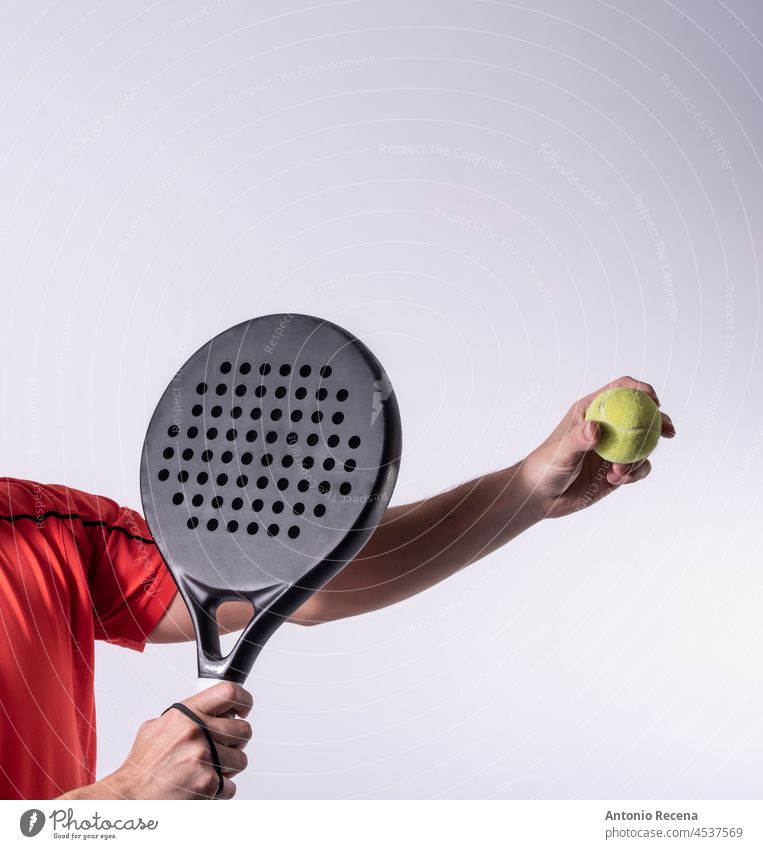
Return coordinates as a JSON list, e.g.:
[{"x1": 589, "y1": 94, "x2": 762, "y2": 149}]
[{"x1": 157, "y1": 358, "x2": 360, "y2": 540}]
